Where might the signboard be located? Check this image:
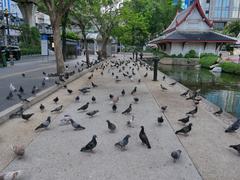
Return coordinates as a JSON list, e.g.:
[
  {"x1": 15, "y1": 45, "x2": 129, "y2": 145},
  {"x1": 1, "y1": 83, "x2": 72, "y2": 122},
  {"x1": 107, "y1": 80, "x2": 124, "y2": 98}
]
[{"x1": 41, "y1": 34, "x2": 48, "y2": 56}]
